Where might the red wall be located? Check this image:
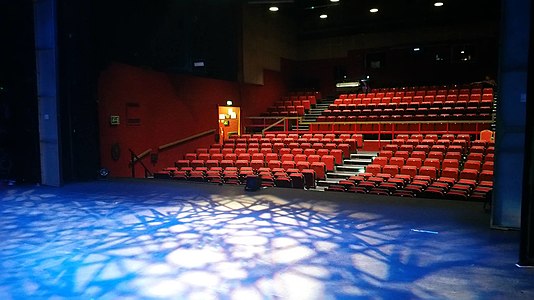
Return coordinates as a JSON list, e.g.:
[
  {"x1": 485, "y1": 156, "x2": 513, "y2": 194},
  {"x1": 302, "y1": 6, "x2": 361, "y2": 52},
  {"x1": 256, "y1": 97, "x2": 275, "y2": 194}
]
[{"x1": 98, "y1": 63, "x2": 286, "y2": 177}]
